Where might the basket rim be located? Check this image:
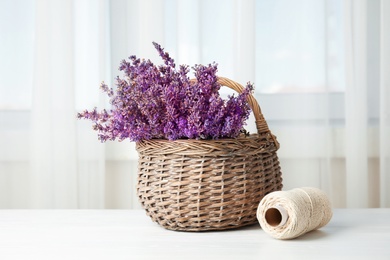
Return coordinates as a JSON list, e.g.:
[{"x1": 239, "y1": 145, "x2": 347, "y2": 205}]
[{"x1": 136, "y1": 133, "x2": 279, "y2": 156}]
